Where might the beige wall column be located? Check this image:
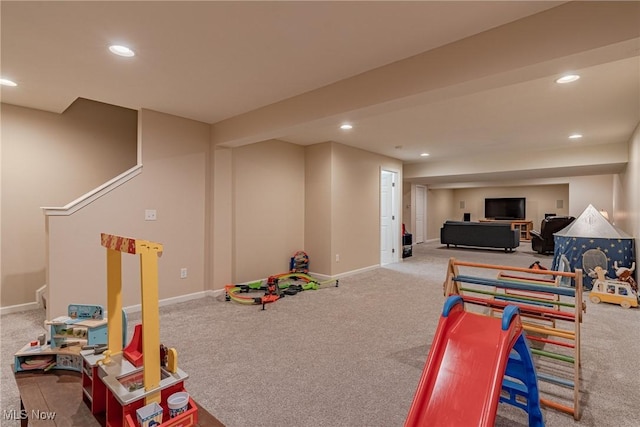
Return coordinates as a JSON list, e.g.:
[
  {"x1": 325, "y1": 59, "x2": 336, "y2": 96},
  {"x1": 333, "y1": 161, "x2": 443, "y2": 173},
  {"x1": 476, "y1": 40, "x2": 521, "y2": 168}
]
[
  {"x1": 211, "y1": 146, "x2": 234, "y2": 289},
  {"x1": 305, "y1": 142, "x2": 402, "y2": 276},
  {"x1": 304, "y1": 143, "x2": 333, "y2": 275},
  {"x1": 615, "y1": 122, "x2": 640, "y2": 241},
  {"x1": 426, "y1": 189, "x2": 454, "y2": 241},
  {"x1": 568, "y1": 175, "x2": 615, "y2": 219},
  {"x1": 231, "y1": 140, "x2": 305, "y2": 283}
]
